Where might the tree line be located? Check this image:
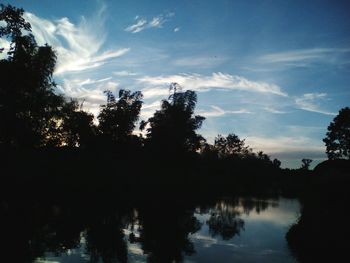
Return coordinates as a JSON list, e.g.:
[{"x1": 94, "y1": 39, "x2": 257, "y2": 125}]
[{"x1": 1, "y1": 4, "x2": 349, "y2": 165}]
